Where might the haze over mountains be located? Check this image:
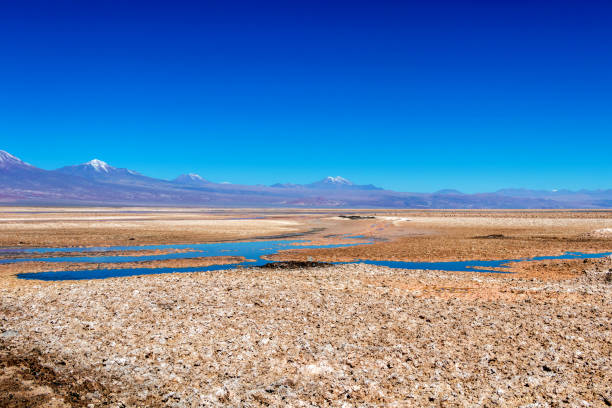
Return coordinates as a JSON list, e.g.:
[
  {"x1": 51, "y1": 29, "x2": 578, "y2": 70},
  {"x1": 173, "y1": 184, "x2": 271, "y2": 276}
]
[{"x1": 0, "y1": 150, "x2": 610, "y2": 208}]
